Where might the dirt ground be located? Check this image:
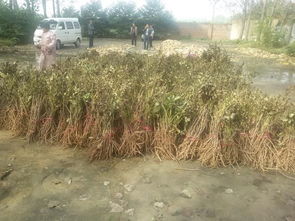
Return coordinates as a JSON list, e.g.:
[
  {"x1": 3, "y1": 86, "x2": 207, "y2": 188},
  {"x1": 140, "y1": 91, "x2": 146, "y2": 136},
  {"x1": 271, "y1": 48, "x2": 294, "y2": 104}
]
[{"x1": 1, "y1": 130, "x2": 295, "y2": 221}]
